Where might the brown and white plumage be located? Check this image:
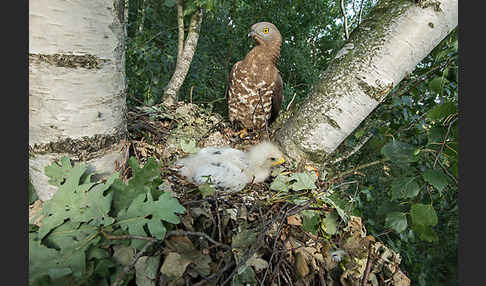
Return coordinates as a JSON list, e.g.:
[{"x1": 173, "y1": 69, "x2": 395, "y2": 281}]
[
  {"x1": 226, "y1": 22, "x2": 283, "y2": 131},
  {"x1": 176, "y1": 142, "x2": 285, "y2": 192}
]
